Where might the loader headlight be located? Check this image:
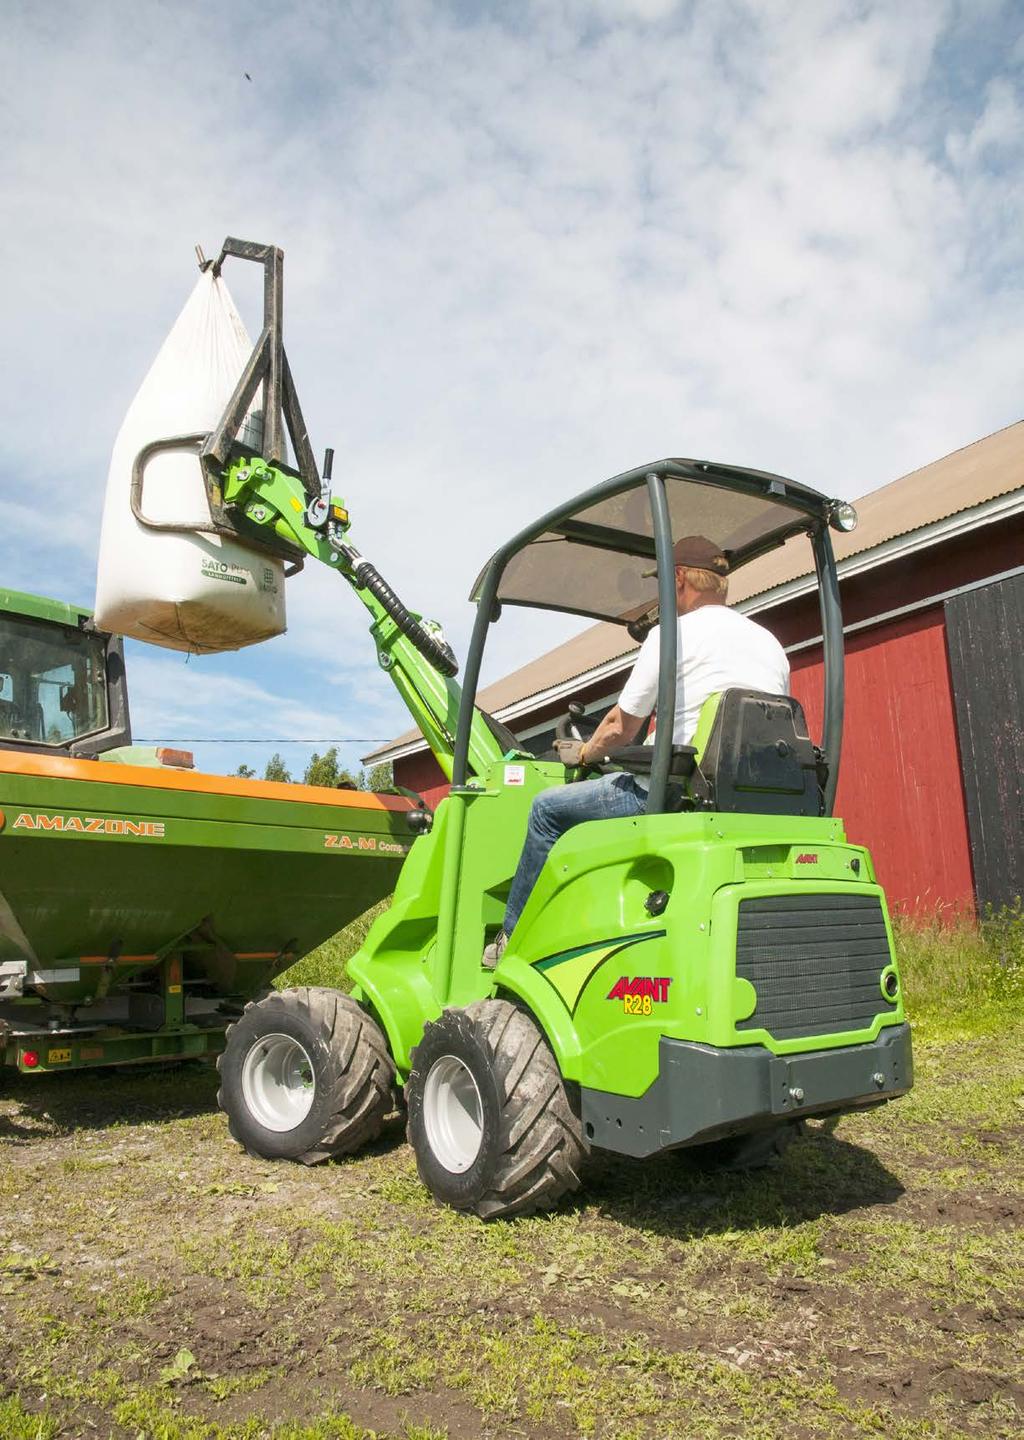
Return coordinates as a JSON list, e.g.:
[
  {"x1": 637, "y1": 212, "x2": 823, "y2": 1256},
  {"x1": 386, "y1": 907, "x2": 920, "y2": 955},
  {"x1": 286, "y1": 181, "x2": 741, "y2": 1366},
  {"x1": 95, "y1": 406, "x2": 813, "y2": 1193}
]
[{"x1": 830, "y1": 501, "x2": 858, "y2": 533}]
